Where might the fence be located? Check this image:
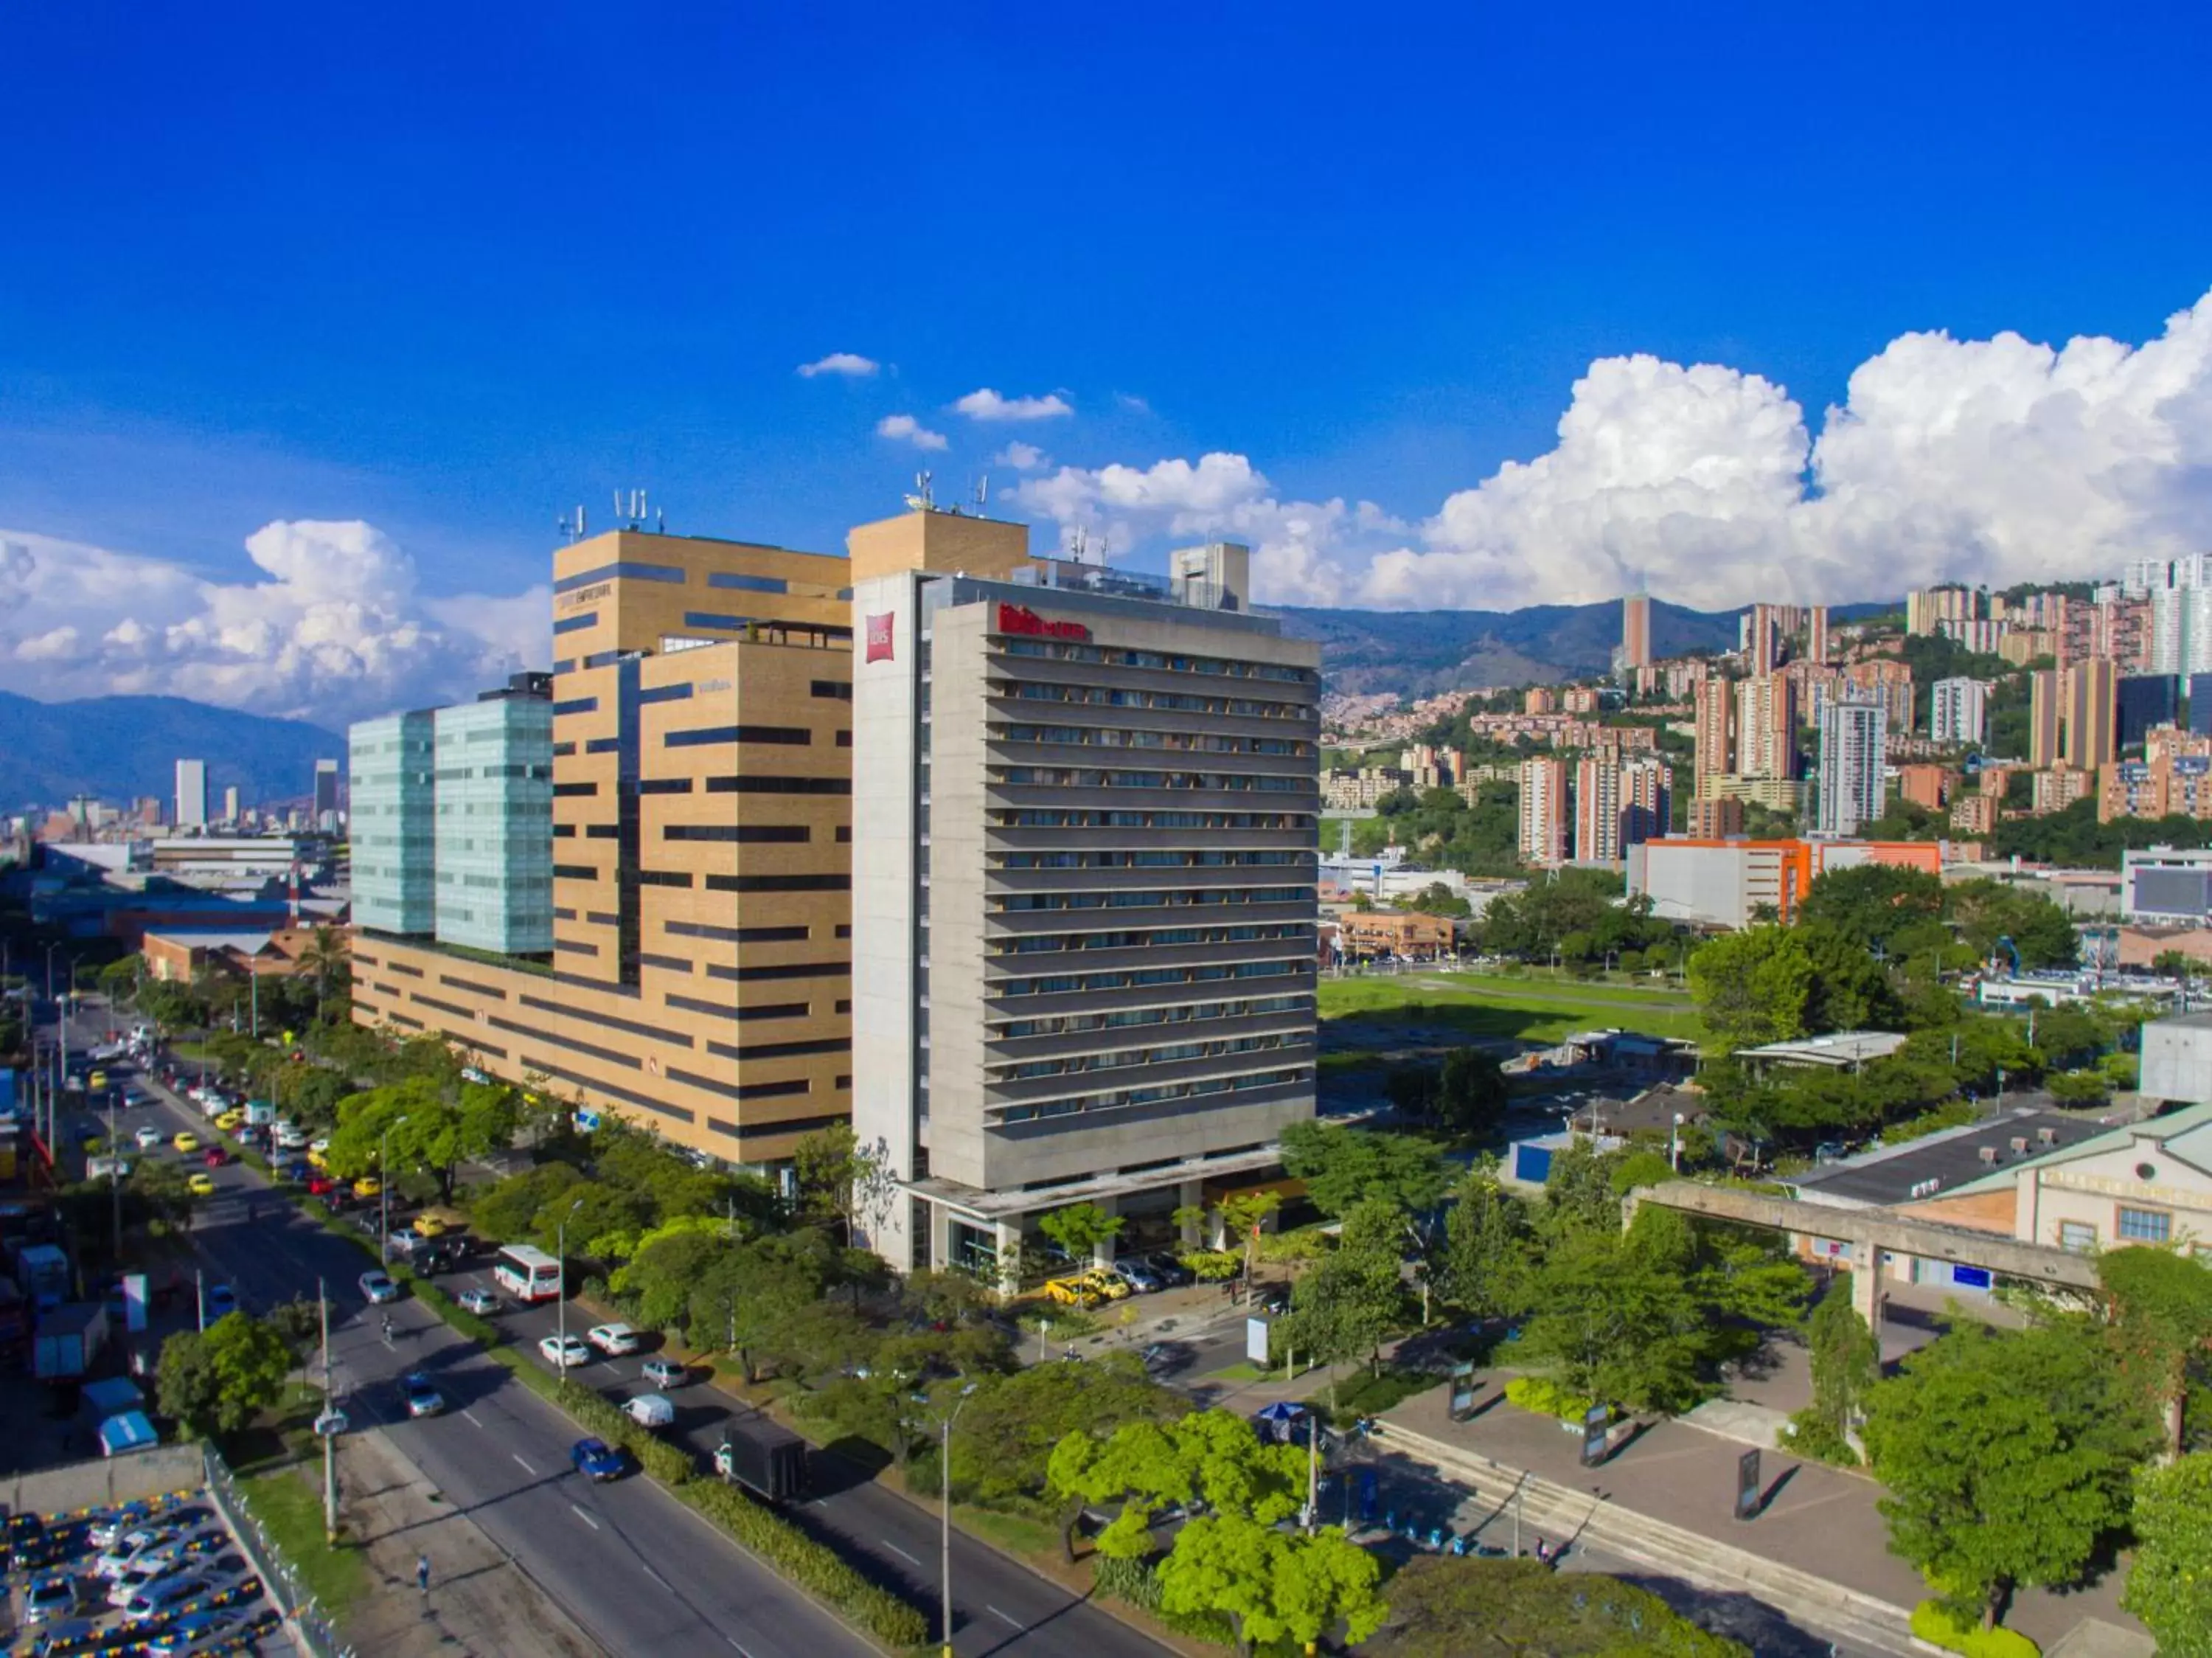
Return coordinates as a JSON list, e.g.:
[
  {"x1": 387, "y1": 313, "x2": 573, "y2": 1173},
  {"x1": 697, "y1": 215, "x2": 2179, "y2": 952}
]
[{"x1": 200, "y1": 1443, "x2": 355, "y2": 1658}]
